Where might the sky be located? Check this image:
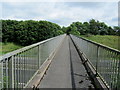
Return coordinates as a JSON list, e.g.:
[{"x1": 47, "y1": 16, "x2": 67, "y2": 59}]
[{"x1": 0, "y1": 0, "x2": 119, "y2": 27}]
